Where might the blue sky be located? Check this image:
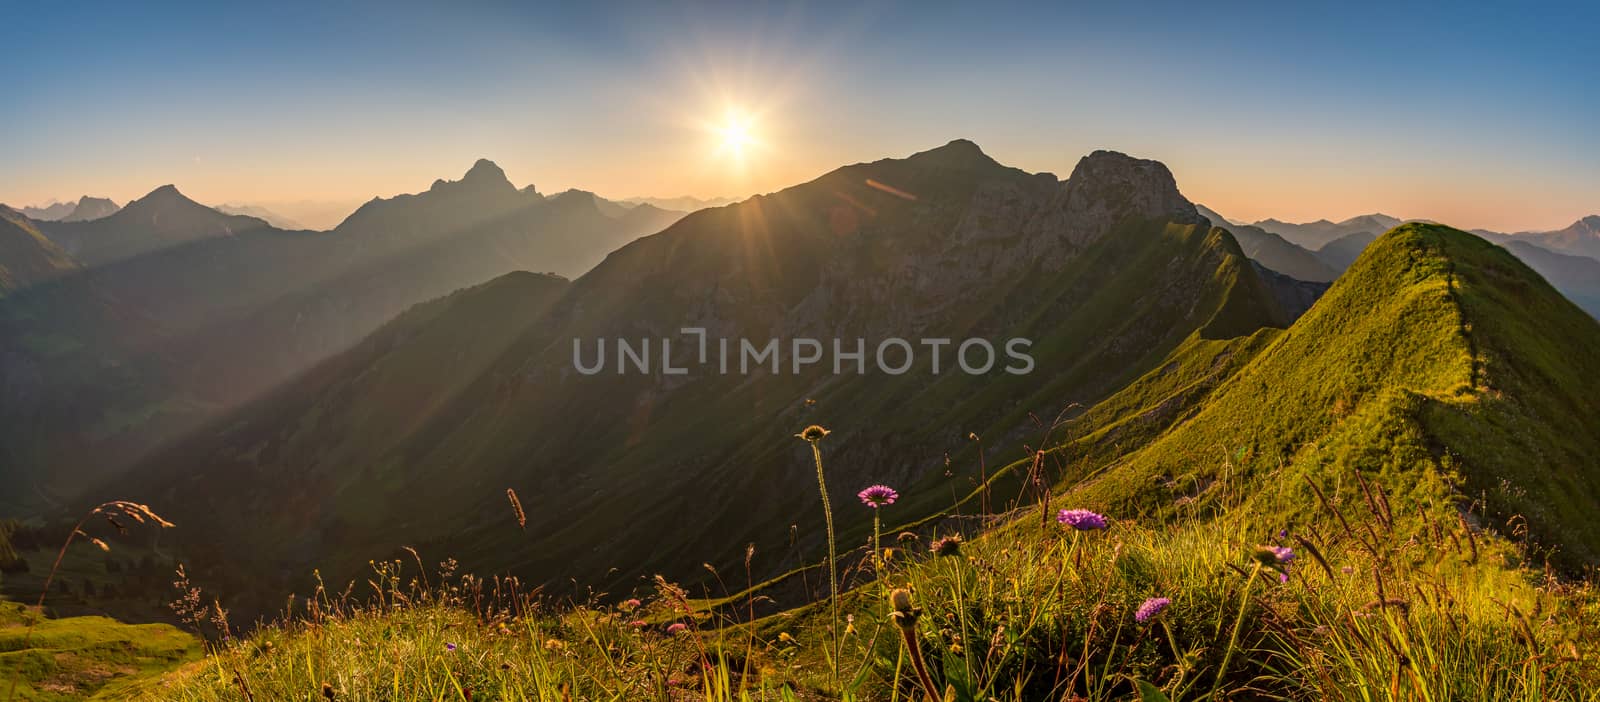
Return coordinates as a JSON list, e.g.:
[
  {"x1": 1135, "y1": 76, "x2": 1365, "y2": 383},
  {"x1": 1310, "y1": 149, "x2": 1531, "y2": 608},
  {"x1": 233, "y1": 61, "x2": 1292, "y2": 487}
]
[{"x1": 1, "y1": 1, "x2": 1595, "y2": 230}]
